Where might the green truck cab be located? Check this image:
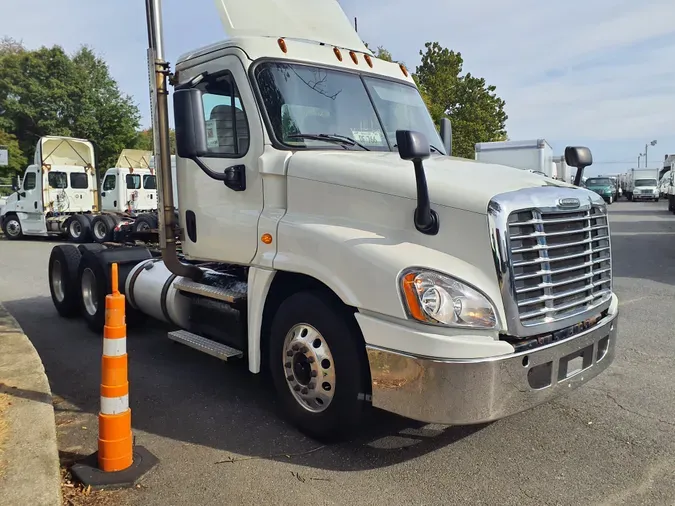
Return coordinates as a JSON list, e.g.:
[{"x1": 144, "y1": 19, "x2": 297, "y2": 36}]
[{"x1": 584, "y1": 177, "x2": 616, "y2": 204}]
